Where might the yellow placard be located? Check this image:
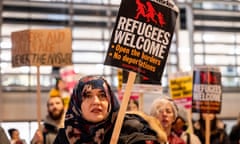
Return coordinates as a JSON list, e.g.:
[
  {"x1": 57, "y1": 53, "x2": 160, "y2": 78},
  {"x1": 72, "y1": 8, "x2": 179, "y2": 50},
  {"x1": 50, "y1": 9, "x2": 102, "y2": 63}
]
[
  {"x1": 117, "y1": 69, "x2": 123, "y2": 90},
  {"x1": 169, "y1": 76, "x2": 192, "y2": 99}
]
